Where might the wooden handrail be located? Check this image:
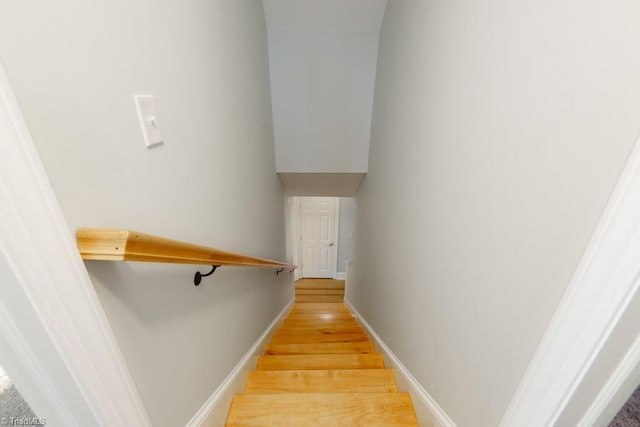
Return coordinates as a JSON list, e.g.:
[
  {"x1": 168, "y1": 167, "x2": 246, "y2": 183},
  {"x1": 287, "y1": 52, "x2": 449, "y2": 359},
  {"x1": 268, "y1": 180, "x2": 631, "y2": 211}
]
[{"x1": 76, "y1": 228, "x2": 296, "y2": 271}]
